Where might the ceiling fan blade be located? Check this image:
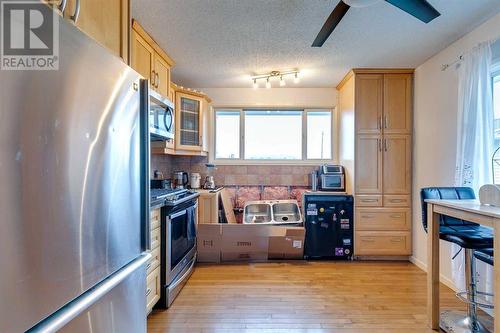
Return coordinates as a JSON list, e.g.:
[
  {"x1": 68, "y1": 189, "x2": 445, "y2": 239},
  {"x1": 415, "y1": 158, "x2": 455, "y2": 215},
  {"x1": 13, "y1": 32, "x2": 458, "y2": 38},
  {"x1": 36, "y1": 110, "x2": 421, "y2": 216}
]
[
  {"x1": 312, "y1": 1, "x2": 350, "y2": 47},
  {"x1": 384, "y1": 0, "x2": 440, "y2": 23}
]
